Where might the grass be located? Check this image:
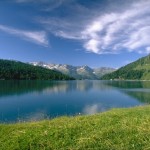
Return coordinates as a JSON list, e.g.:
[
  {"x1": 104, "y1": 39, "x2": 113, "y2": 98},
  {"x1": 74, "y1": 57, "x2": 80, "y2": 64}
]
[{"x1": 1, "y1": 106, "x2": 150, "y2": 150}]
